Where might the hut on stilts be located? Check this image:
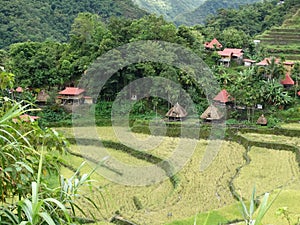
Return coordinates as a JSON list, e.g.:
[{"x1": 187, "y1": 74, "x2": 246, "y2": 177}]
[
  {"x1": 200, "y1": 104, "x2": 224, "y2": 121},
  {"x1": 257, "y1": 114, "x2": 268, "y2": 126},
  {"x1": 165, "y1": 102, "x2": 188, "y2": 121}
]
